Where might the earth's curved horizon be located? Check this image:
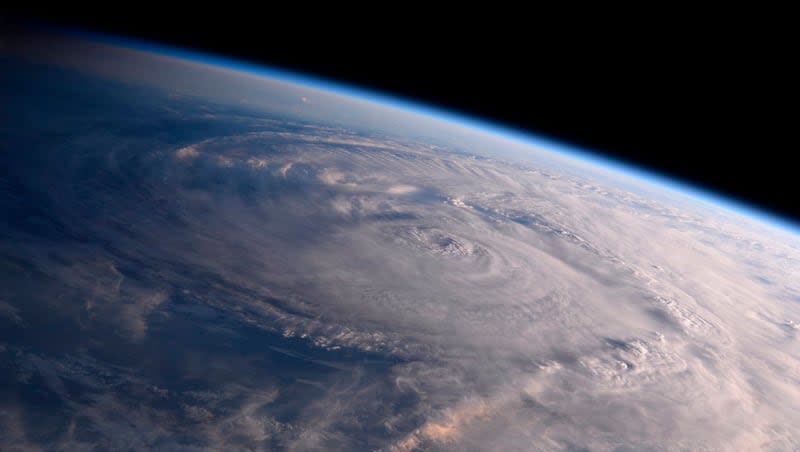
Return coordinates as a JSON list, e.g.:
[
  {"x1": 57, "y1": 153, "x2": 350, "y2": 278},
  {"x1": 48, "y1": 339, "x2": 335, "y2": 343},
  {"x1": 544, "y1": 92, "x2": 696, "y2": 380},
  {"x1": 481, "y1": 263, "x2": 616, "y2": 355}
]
[{"x1": 2, "y1": 30, "x2": 800, "y2": 451}]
